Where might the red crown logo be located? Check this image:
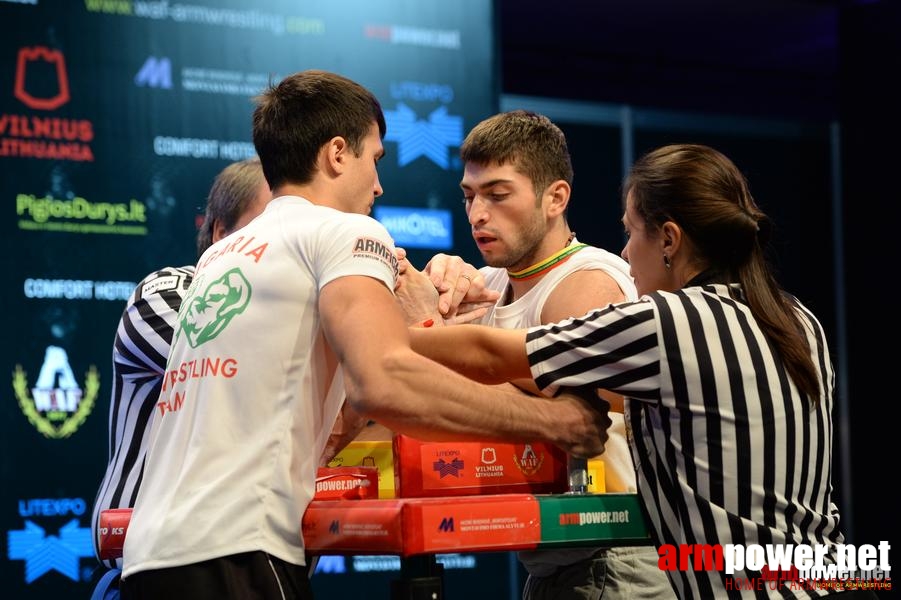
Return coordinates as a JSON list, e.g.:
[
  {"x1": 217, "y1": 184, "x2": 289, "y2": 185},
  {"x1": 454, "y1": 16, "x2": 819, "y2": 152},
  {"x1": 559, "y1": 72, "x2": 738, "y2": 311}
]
[{"x1": 14, "y1": 46, "x2": 71, "y2": 110}]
